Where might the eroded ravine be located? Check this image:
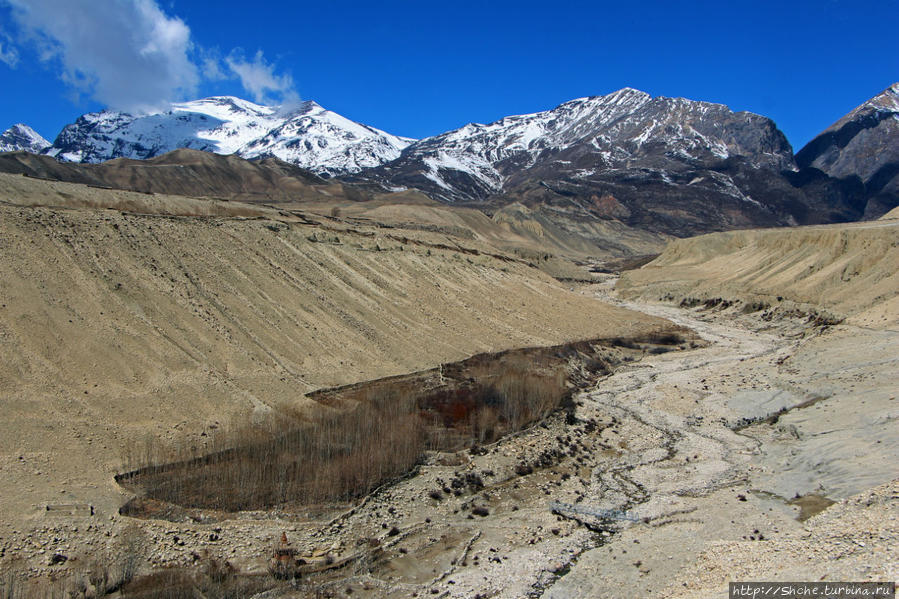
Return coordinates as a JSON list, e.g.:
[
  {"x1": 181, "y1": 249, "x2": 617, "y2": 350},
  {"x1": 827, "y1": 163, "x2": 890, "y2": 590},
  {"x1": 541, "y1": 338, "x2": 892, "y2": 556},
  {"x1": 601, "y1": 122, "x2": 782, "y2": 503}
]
[
  {"x1": 269, "y1": 279, "x2": 826, "y2": 598},
  {"x1": 540, "y1": 279, "x2": 899, "y2": 598},
  {"x1": 5, "y1": 275, "x2": 895, "y2": 598}
]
